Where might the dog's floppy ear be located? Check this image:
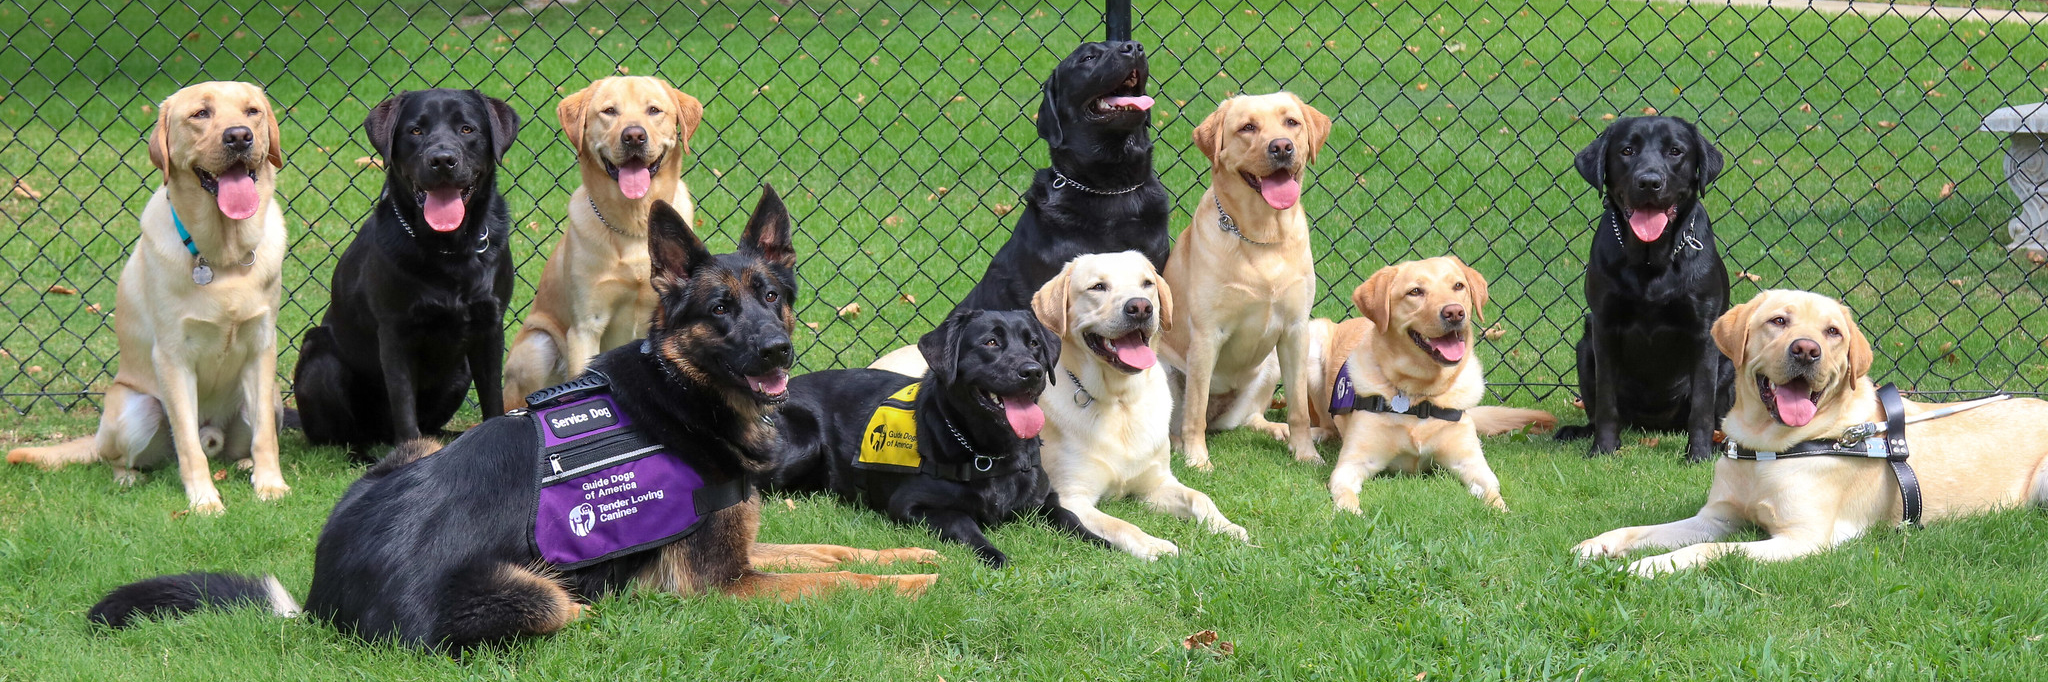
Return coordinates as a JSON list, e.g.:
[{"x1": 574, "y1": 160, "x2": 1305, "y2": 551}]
[
  {"x1": 1032, "y1": 317, "x2": 1061, "y2": 385},
  {"x1": 1352, "y1": 264, "x2": 1398, "y2": 328},
  {"x1": 1153, "y1": 270, "x2": 1174, "y2": 333},
  {"x1": 1841, "y1": 303, "x2": 1874, "y2": 381},
  {"x1": 668, "y1": 86, "x2": 704, "y2": 154},
  {"x1": 647, "y1": 199, "x2": 712, "y2": 283},
  {"x1": 1451, "y1": 256, "x2": 1490, "y2": 324},
  {"x1": 1712, "y1": 295, "x2": 1762, "y2": 369},
  {"x1": 556, "y1": 83, "x2": 594, "y2": 153},
  {"x1": 1295, "y1": 96, "x2": 1333, "y2": 164},
  {"x1": 1573, "y1": 127, "x2": 1608, "y2": 190},
  {"x1": 1036, "y1": 77, "x2": 1064, "y2": 148},
  {"x1": 1192, "y1": 99, "x2": 1231, "y2": 162},
  {"x1": 1686, "y1": 119, "x2": 1724, "y2": 188},
  {"x1": 481, "y1": 92, "x2": 521, "y2": 162},
  {"x1": 918, "y1": 311, "x2": 973, "y2": 385},
  {"x1": 1031, "y1": 261, "x2": 1074, "y2": 338},
  {"x1": 147, "y1": 93, "x2": 175, "y2": 185},
  {"x1": 740, "y1": 184, "x2": 796, "y2": 270},
  {"x1": 362, "y1": 93, "x2": 403, "y2": 161}
]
